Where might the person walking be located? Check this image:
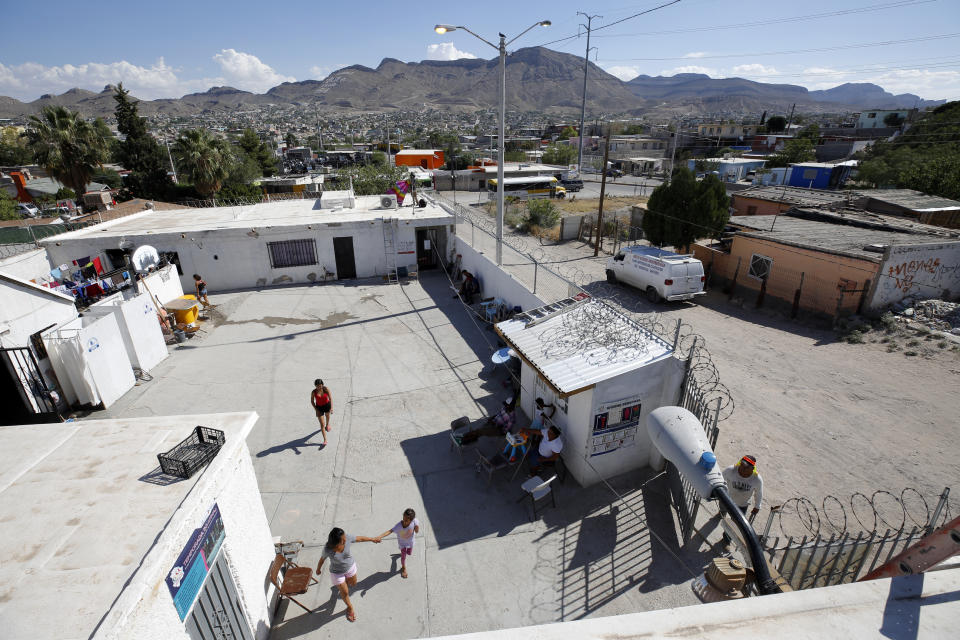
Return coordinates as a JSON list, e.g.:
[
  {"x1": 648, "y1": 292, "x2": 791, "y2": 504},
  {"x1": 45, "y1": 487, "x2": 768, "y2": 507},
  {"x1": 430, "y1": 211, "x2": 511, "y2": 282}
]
[
  {"x1": 721, "y1": 454, "x2": 764, "y2": 548},
  {"x1": 316, "y1": 527, "x2": 380, "y2": 622},
  {"x1": 311, "y1": 379, "x2": 332, "y2": 442},
  {"x1": 192, "y1": 274, "x2": 211, "y2": 308},
  {"x1": 375, "y1": 508, "x2": 421, "y2": 579}
]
